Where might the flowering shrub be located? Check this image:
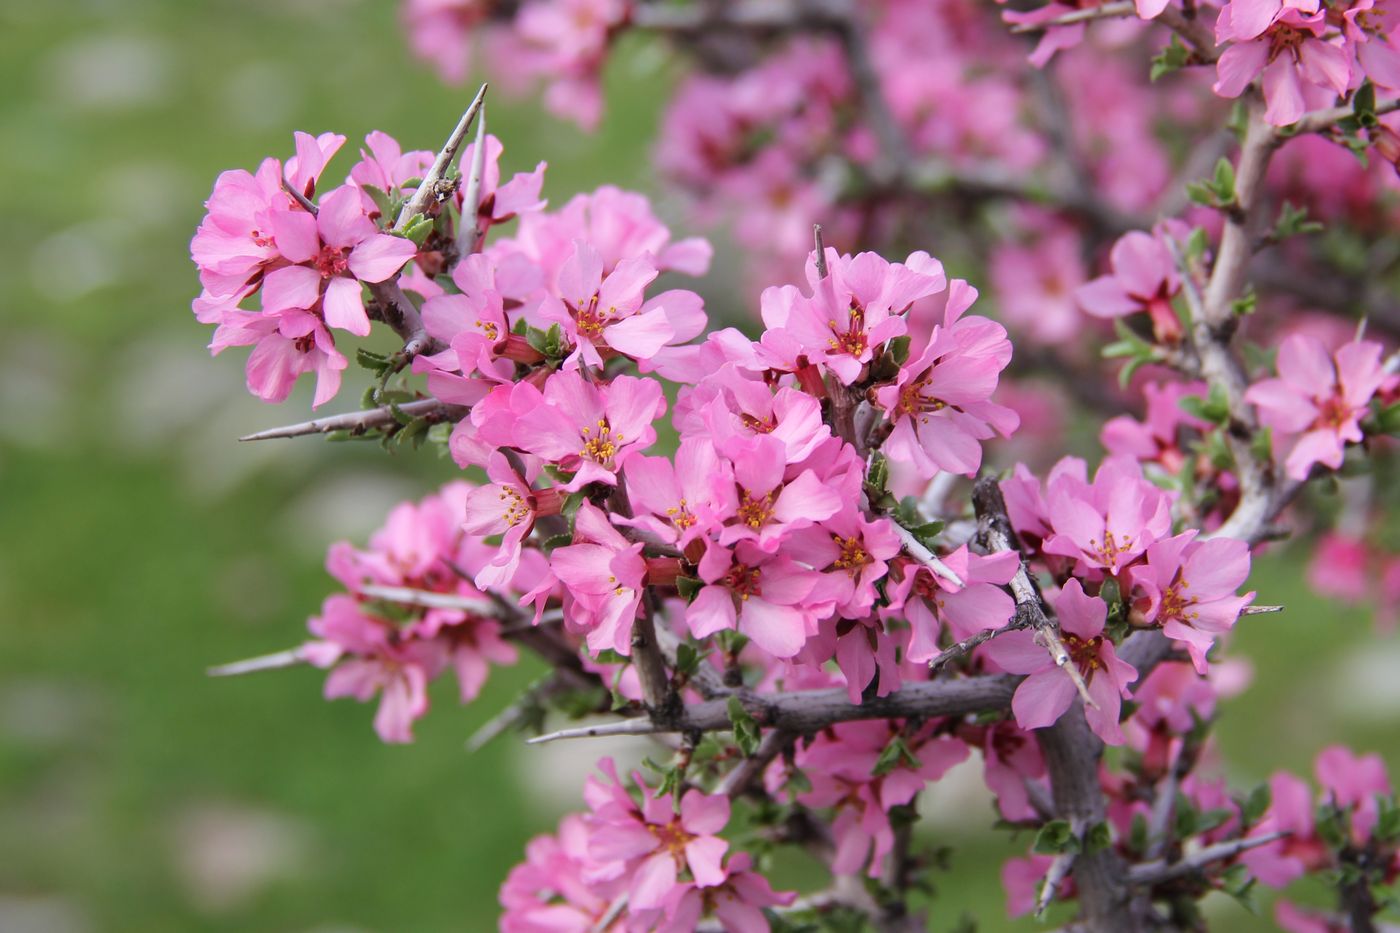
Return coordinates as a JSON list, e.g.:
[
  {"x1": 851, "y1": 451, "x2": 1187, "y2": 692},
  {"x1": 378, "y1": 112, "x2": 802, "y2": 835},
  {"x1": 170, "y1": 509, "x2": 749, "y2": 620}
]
[{"x1": 194, "y1": 1, "x2": 1400, "y2": 930}]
